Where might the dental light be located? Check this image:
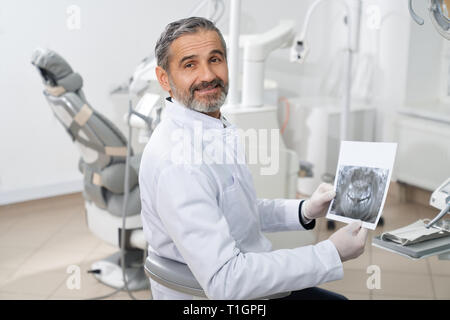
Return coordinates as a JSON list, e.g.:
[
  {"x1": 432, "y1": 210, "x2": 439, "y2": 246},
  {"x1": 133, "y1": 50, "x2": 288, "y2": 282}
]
[{"x1": 409, "y1": 0, "x2": 450, "y2": 40}]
